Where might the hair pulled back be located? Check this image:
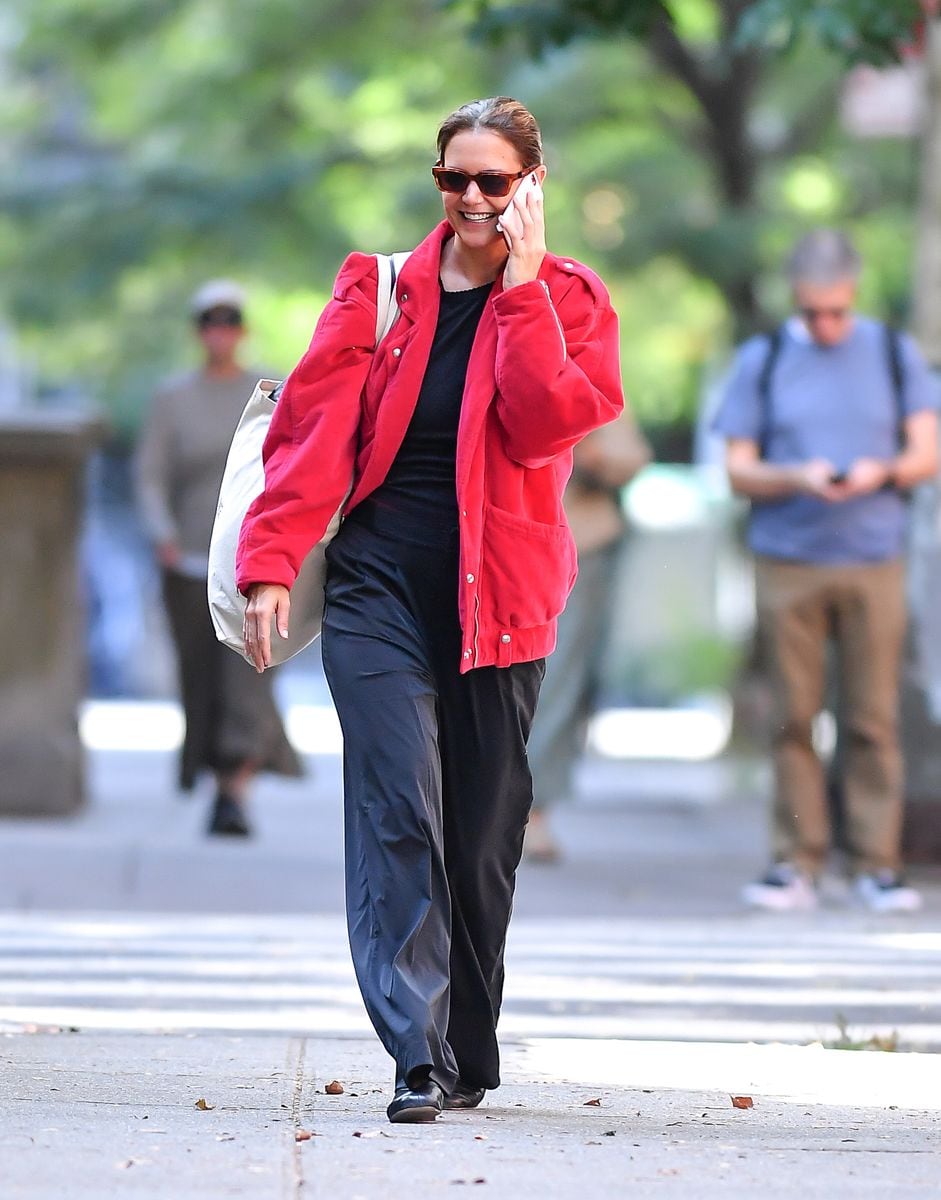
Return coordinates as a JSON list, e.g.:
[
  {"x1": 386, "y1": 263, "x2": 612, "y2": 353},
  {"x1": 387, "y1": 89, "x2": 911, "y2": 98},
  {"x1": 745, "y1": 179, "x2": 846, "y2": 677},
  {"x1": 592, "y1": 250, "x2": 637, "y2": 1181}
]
[{"x1": 436, "y1": 97, "x2": 543, "y2": 168}]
